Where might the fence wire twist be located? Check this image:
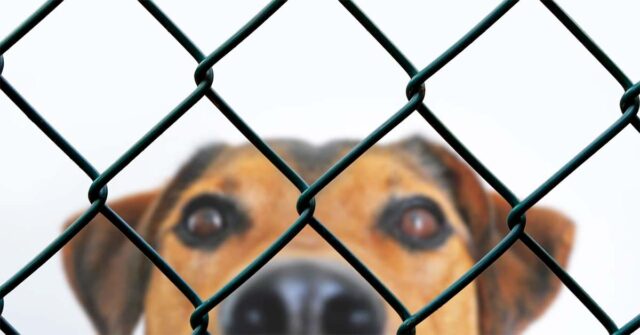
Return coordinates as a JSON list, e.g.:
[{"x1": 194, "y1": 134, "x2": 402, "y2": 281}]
[{"x1": 1, "y1": 1, "x2": 640, "y2": 334}]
